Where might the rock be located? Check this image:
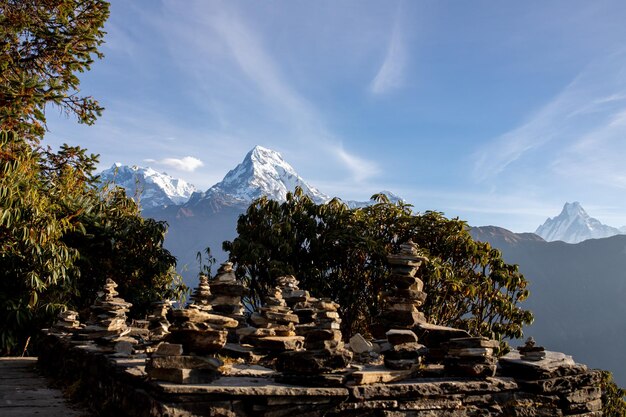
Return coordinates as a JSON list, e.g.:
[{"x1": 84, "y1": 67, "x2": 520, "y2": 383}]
[
  {"x1": 277, "y1": 349, "x2": 353, "y2": 375},
  {"x1": 114, "y1": 341, "x2": 133, "y2": 356},
  {"x1": 447, "y1": 337, "x2": 499, "y2": 349},
  {"x1": 444, "y1": 337, "x2": 498, "y2": 378},
  {"x1": 350, "y1": 333, "x2": 374, "y2": 354},
  {"x1": 149, "y1": 355, "x2": 222, "y2": 371},
  {"x1": 499, "y1": 350, "x2": 586, "y2": 380},
  {"x1": 447, "y1": 347, "x2": 494, "y2": 357},
  {"x1": 252, "y1": 336, "x2": 304, "y2": 352},
  {"x1": 155, "y1": 343, "x2": 183, "y2": 356},
  {"x1": 171, "y1": 309, "x2": 239, "y2": 328},
  {"x1": 384, "y1": 358, "x2": 421, "y2": 370},
  {"x1": 351, "y1": 365, "x2": 416, "y2": 385},
  {"x1": 386, "y1": 329, "x2": 418, "y2": 346},
  {"x1": 166, "y1": 328, "x2": 228, "y2": 353},
  {"x1": 147, "y1": 367, "x2": 219, "y2": 384},
  {"x1": 517, "y1": 337, "x2": 547, "y2": 361}
]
